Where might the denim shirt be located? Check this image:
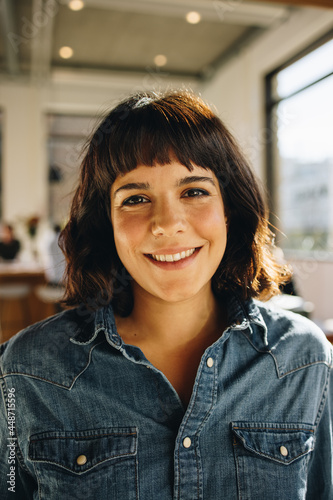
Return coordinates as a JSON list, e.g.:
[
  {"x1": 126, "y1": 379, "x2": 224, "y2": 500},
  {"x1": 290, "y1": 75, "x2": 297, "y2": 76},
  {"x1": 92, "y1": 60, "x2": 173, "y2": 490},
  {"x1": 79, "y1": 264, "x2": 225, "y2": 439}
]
[{"x1": 0, "y1": 296, "x2": 332, "y2": 500}]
